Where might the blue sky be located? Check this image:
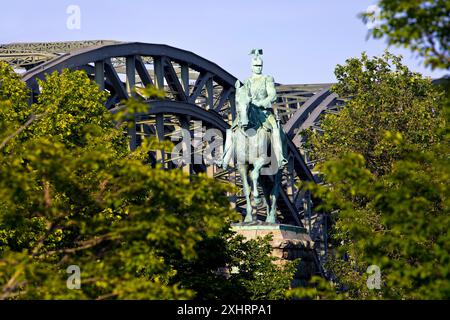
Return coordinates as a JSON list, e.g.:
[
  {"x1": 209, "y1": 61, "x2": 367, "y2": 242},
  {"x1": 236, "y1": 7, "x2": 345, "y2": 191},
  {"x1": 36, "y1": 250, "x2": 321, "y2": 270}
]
[{"x1": 1, "y1": 0, "x2": 448, "y2": 84}]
